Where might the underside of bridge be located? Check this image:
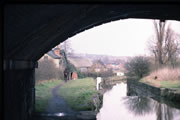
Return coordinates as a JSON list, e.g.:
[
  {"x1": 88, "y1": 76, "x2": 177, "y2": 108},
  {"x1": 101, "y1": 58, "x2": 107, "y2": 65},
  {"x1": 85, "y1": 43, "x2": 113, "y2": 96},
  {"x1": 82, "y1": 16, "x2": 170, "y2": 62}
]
[{"x1": 3, "y1": 4, "x2": 180, "y2": 120}]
